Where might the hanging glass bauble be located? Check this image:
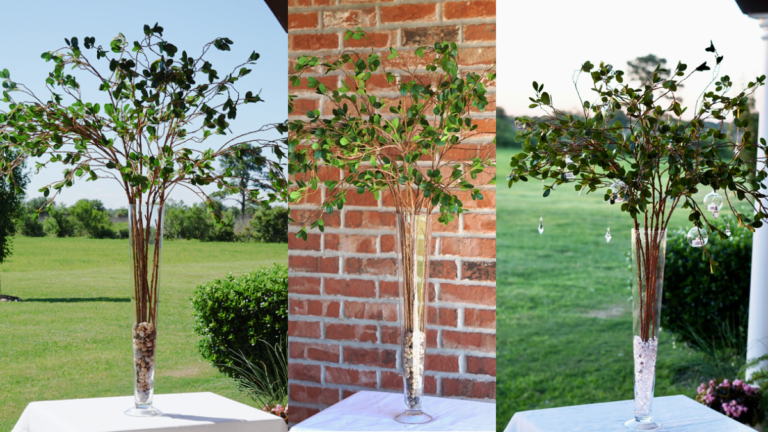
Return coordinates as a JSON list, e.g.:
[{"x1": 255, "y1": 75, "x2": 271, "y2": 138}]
[
  {"x1": 605, "y1": 227, "x2": 612, "y2": 243},
  {"x1": 564, "y1": 155, "x2": 575, "y2": 180},
  {"x1": 686, "y1": 227, "x2": 708, "y2": 248},
  {"x1": 538, "y1": 217, "x2": 544, "y2": 235},
  {"x1": 725, "y1": 223, "x2": 731, "y2": 237},
  {"x1": 704, "y1": 191, "x2": 723, "y2": 218},
  {"x1": 610, "y1": 180, "x2": 627, "y2": 203}
]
